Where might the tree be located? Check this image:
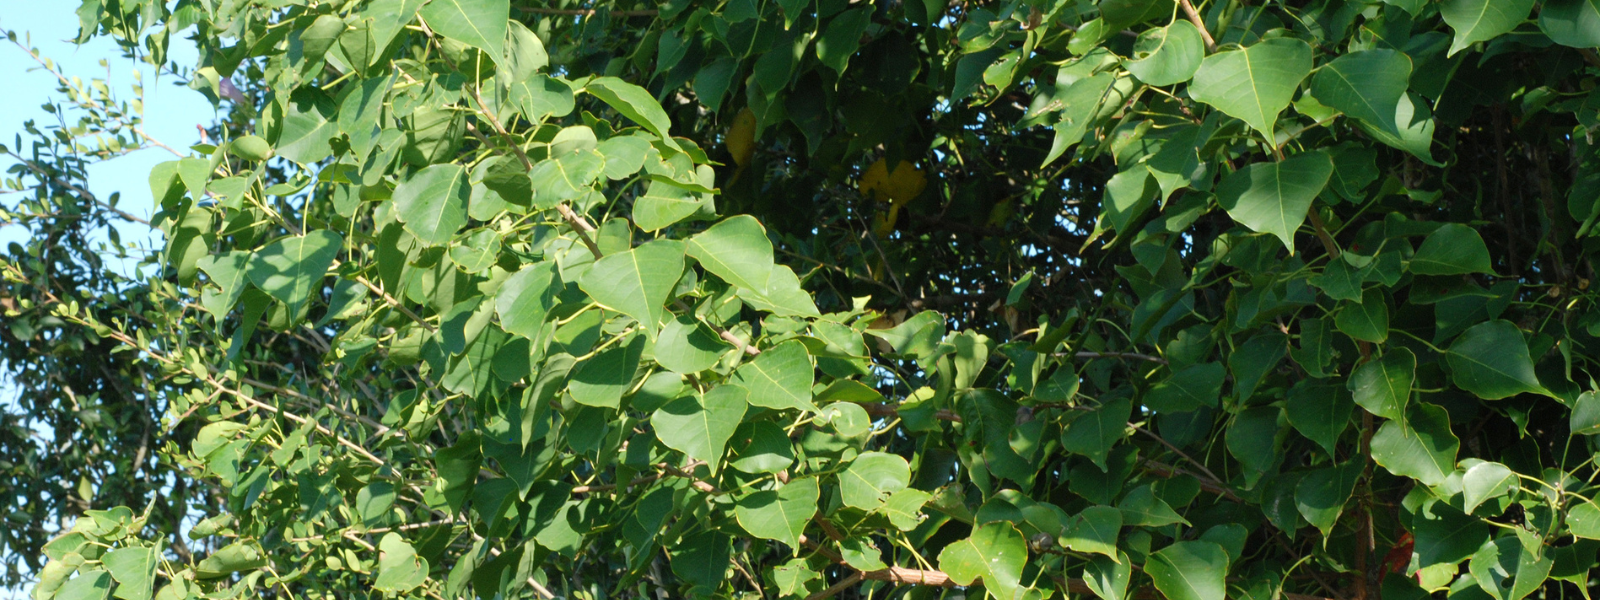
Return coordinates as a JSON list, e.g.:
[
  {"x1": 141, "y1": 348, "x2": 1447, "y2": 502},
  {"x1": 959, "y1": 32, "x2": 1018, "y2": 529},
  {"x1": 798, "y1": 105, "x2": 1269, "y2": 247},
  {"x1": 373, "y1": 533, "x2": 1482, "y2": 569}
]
[{"x1": 6, "y1": 0, "x2": 1600, "y2": 598}]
